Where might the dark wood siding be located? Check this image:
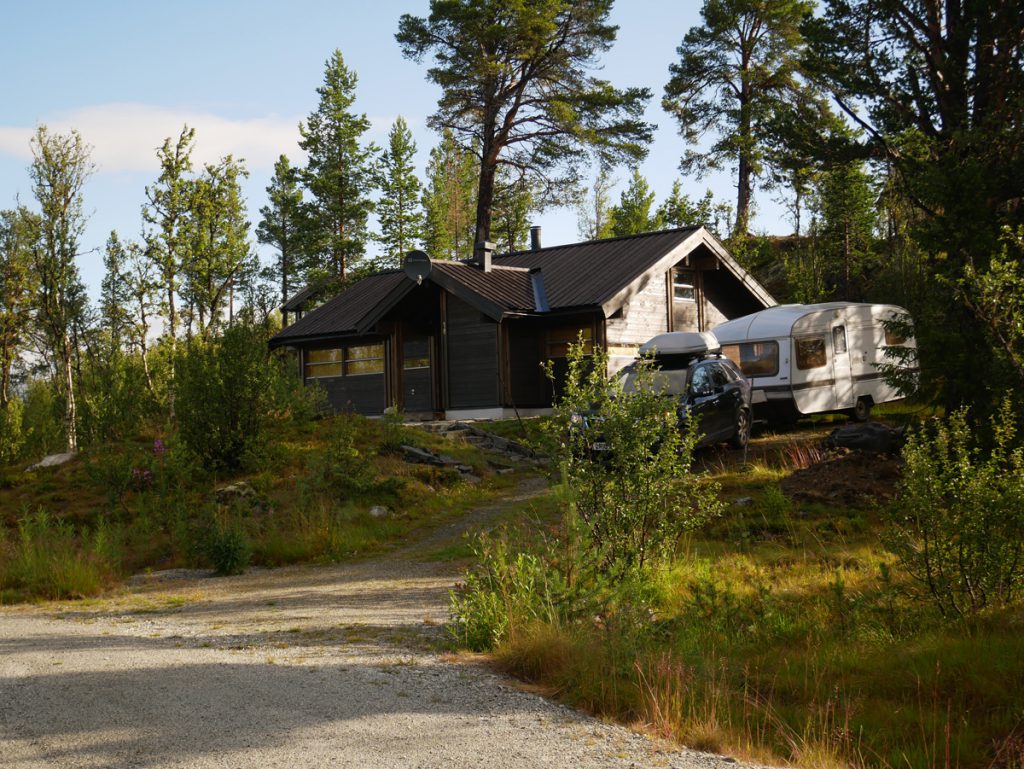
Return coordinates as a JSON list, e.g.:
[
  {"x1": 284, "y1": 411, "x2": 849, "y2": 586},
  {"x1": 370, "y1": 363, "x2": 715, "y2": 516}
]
[
  {"x1": 446, "y1": 295, "x2": 499, "y2": 409},
  {"x1": 315, "y1": 372, "x2": 387, "y2": 415},
  {"x1": 507, "y1": 321, "x2": 547, "y2": 407}
]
